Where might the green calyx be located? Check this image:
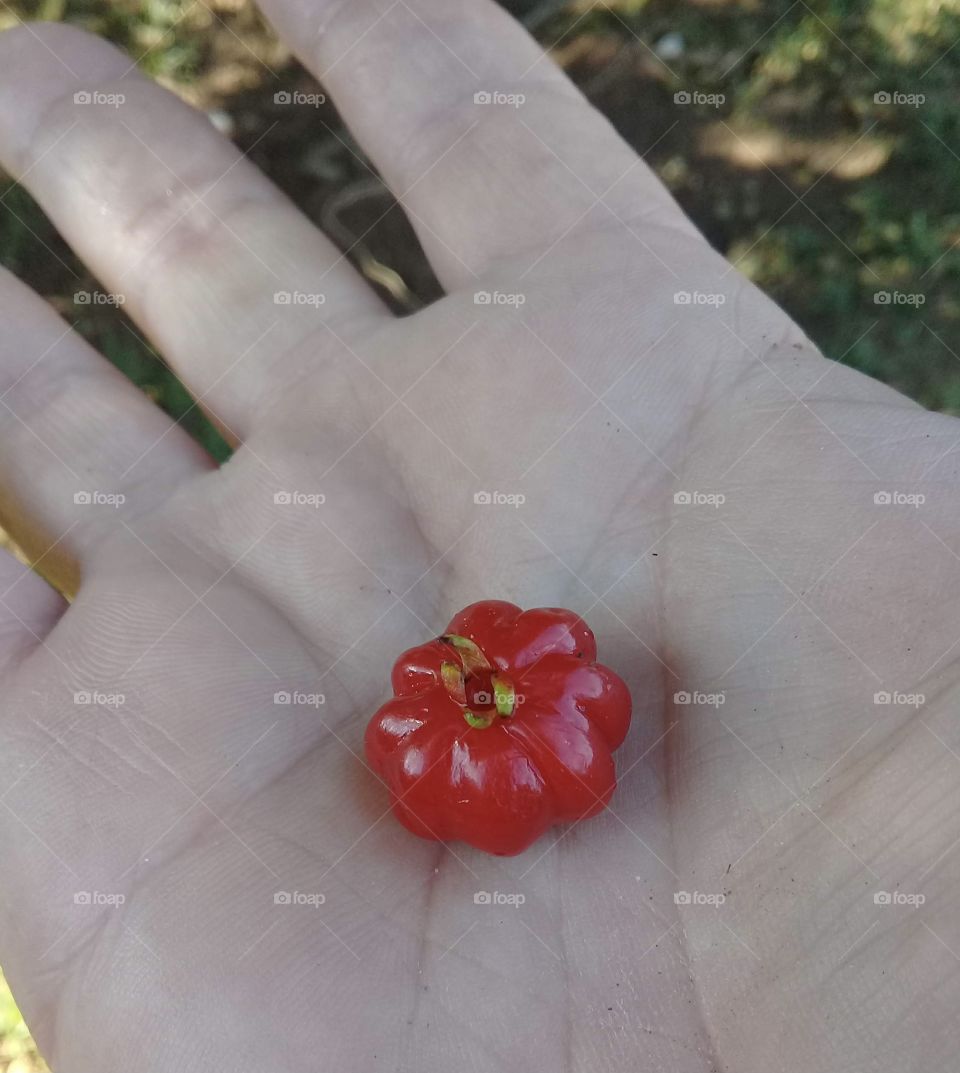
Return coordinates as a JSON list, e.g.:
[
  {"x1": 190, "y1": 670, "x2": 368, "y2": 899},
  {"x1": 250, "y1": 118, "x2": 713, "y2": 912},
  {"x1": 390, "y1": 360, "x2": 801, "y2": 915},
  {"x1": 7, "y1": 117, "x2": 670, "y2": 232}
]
[
  {"x1": 440, "y1": 634, "x2": 491, "y2": 675},
  {"x1": 491, "y1": 673, "x2": 516, "y2": 717},
  {"x1": 441, "y1": 660, "x2": 466, "y2": 703},
  {"x1": 463, "y1": 708, "x2": 497, "y2": 729},
  {"x1": 438, "y1": 636, "x2": 516, "y2": 729}
]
